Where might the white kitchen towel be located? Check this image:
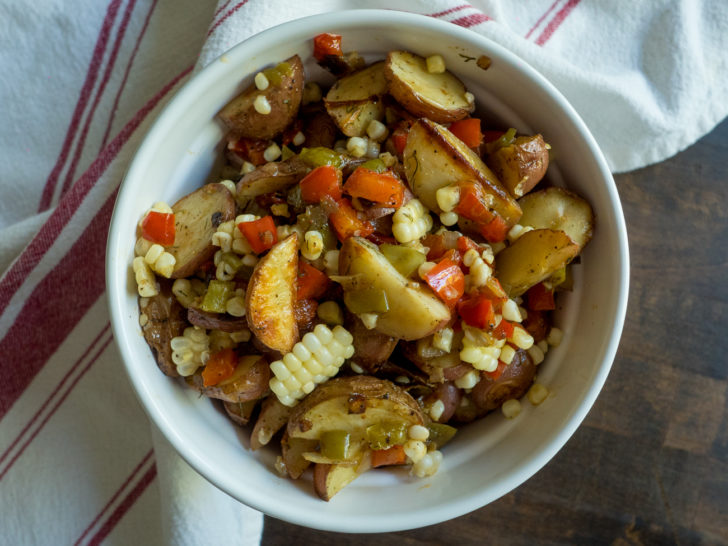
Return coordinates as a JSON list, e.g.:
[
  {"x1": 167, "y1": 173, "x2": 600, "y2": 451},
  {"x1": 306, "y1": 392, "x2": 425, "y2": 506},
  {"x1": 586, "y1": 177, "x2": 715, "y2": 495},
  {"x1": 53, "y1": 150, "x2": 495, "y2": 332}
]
[{"x1": 0, "y1": 0, "x2": 726, "y2": 544}]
